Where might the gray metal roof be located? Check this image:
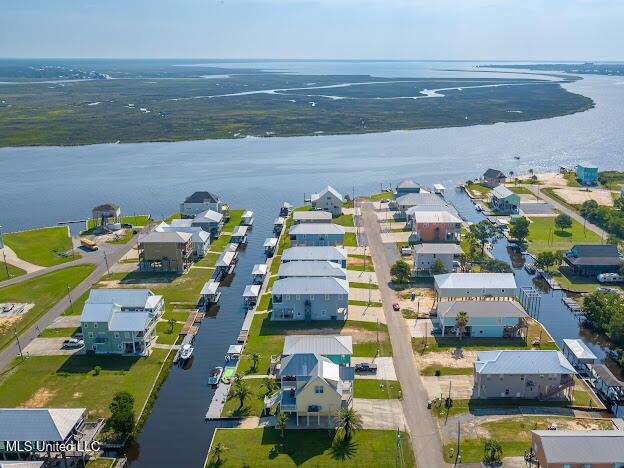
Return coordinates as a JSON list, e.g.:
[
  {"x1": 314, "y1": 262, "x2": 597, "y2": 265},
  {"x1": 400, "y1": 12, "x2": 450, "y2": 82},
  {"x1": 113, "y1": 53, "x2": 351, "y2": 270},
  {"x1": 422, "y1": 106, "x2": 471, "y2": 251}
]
[
  {"x1": 273, "y1": 277, "x2": 349, "y2": 295},
  {"x1": 193, "y1": 209, "x2": 223, "y2": 223},
  {"x1": 140, "y1": 231, "x2": 191, "y2": 243},
  {"x1": 474, "y1": 350, "x2": 575, "y2": 375},
  {"x1": 184, "y1": 191, "x2": 220, "y2": 203},
  {"x1": 155, "y1": 223, "x2": 210, "y2": 243},
  {"x1": 396, "y1": 193, "x2": 447, "y2": 207},
  {"x1": 216, "y1": 250, "x2": 235, "y2": 267},
  {"x1": 311, "y1": 185, "x2": 343, "y2": 202},
  {"x1": 491, "y1": 185, "x2": 517, "y2": 200},
  {"x1": 279, "y1": 353, "x2": 352, "y2": 383},
  {"x1": 483, "y1": 168, "x2": 505, "y2": 179},
  {"x1": 109, "y1": 311, "x2": 151, "y2": 332},
  {"x1": 0, "y1": 408, "x2": 85, "y2": 442},
  {"x1": 264, "y1": 237, "x2": 278, "y2": 247},
  {"x1": 283, "y1": 335, "x2": 352, "y2": 356},
  {"x1": 532, "y1": 430, "x2": 624, "y2": 464},
  {"x1": 409, "y1": 211, "x2": 461, "y2": 224},
  {"x1": 562, "y1": 339, "x2": 598, "y2": 361},
  {"x1": 200, "y1": 280, "x2": 220, "y2": 295},
  {"x1": 88, "y1": 289, "x2": 161, "y2": 309},
  {"x1": 434, "y1": 273, "x2": 517, "y2": 290},
  {"x1": 232, "y1": 225, "x2": 249, "y2": 237},
  {"x1": 252, "y1": 264, "x2": 268, "y2": 276},
  {"x1": 293, "y1": 211, "x2": 332, "y2": 221},
  {"x1": 567, "y1": 244, "x2": 621, "y2": 266},
  {"x1": 397, "y1": 179, "x2": 420, "y2": 189},
  {"x1": 437, "y1": 300, "x2": 527, "y2": 319},
  {"x1": 590, "y1": 364, "x2": 624, "y2": 387},
  {"x1": 243, "y1": 284, "x2": 261, "y2": 298},
  {"x1": 282, "y1": 246, "x2": 347, "y2": 262},
  {"x1": 81, "y1": 302, "x2": 120, "y2": 323},
  {"x1": 289, "y1": 223, "x2": 345, "y2": 235},
  {"x1": 0, "y1": 462, "x2": 45, "y2": 468},
  {"x1": 413, "y1": 243, "x2": 464, "y2": 255},
  {"x1": 278, "y1": 261, "x2": 347, "y2": 278},
  {"x1": 170, "y1": 218, "x2": 193, "y2": 228}
]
